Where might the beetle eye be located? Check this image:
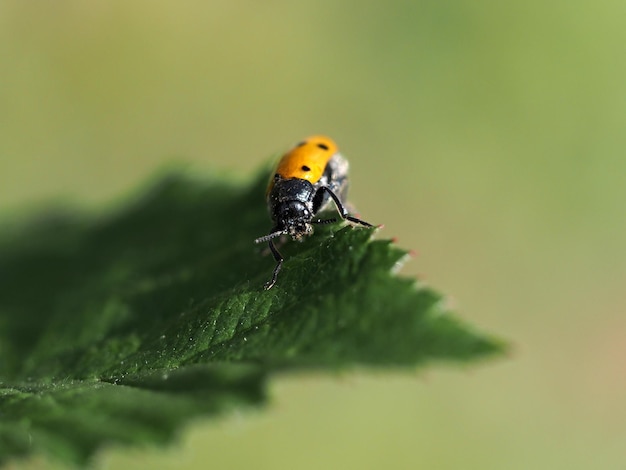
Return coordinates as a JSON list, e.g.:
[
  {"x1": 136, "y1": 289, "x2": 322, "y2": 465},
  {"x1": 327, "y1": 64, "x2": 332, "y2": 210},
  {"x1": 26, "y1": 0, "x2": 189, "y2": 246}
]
[
  {"x1": 317, "y1": 143, "x2": 329, "y2": 150},
  {"x1": 301, "y1": 165, "x2": 310, "y2": 171}
]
